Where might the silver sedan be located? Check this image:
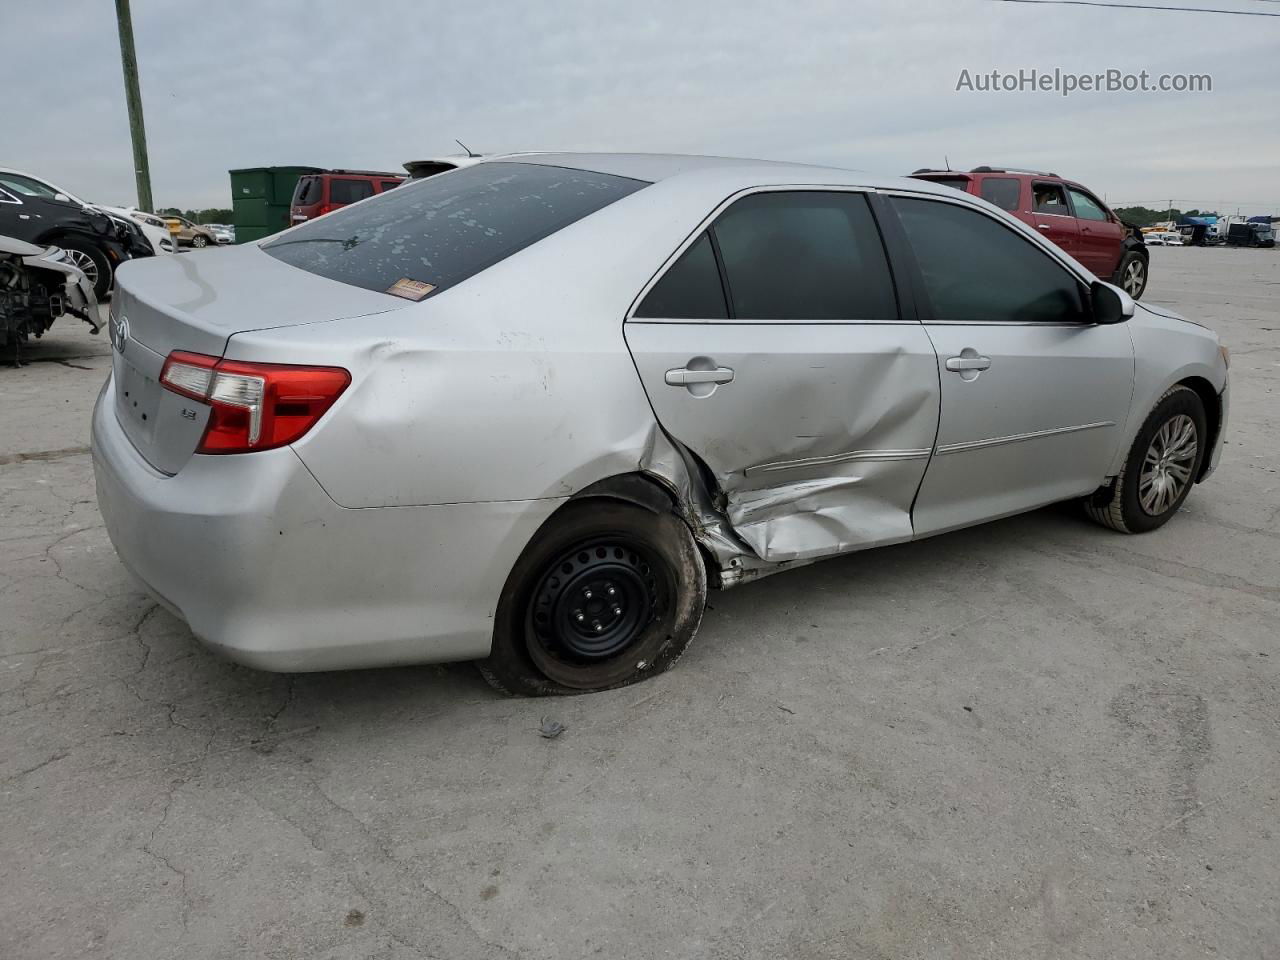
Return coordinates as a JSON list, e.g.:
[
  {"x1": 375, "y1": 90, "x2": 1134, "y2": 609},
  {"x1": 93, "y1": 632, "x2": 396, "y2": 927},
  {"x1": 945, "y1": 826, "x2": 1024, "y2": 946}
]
[{"x1": 91, "y1": 154, "x2": 1229, "y2": 695}]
